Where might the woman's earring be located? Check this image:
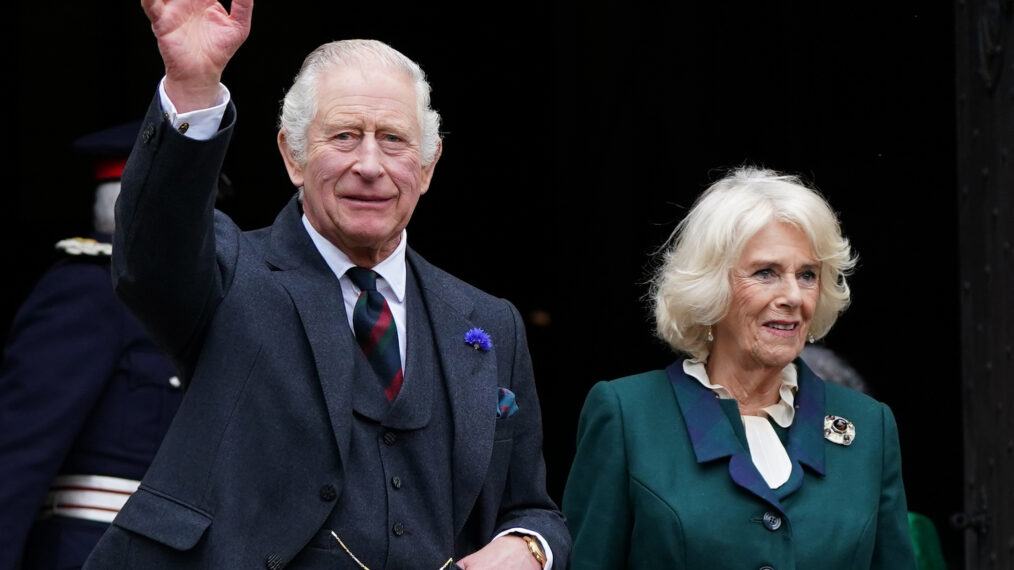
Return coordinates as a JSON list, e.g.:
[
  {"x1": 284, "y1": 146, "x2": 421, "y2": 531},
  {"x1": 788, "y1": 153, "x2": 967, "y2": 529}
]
[
  {"x1": 707, "y1": 326, "x2": 714, "y2": 342},
  {"x1": 808, "y1": 333, "x2": 815, "y2": 344}
]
